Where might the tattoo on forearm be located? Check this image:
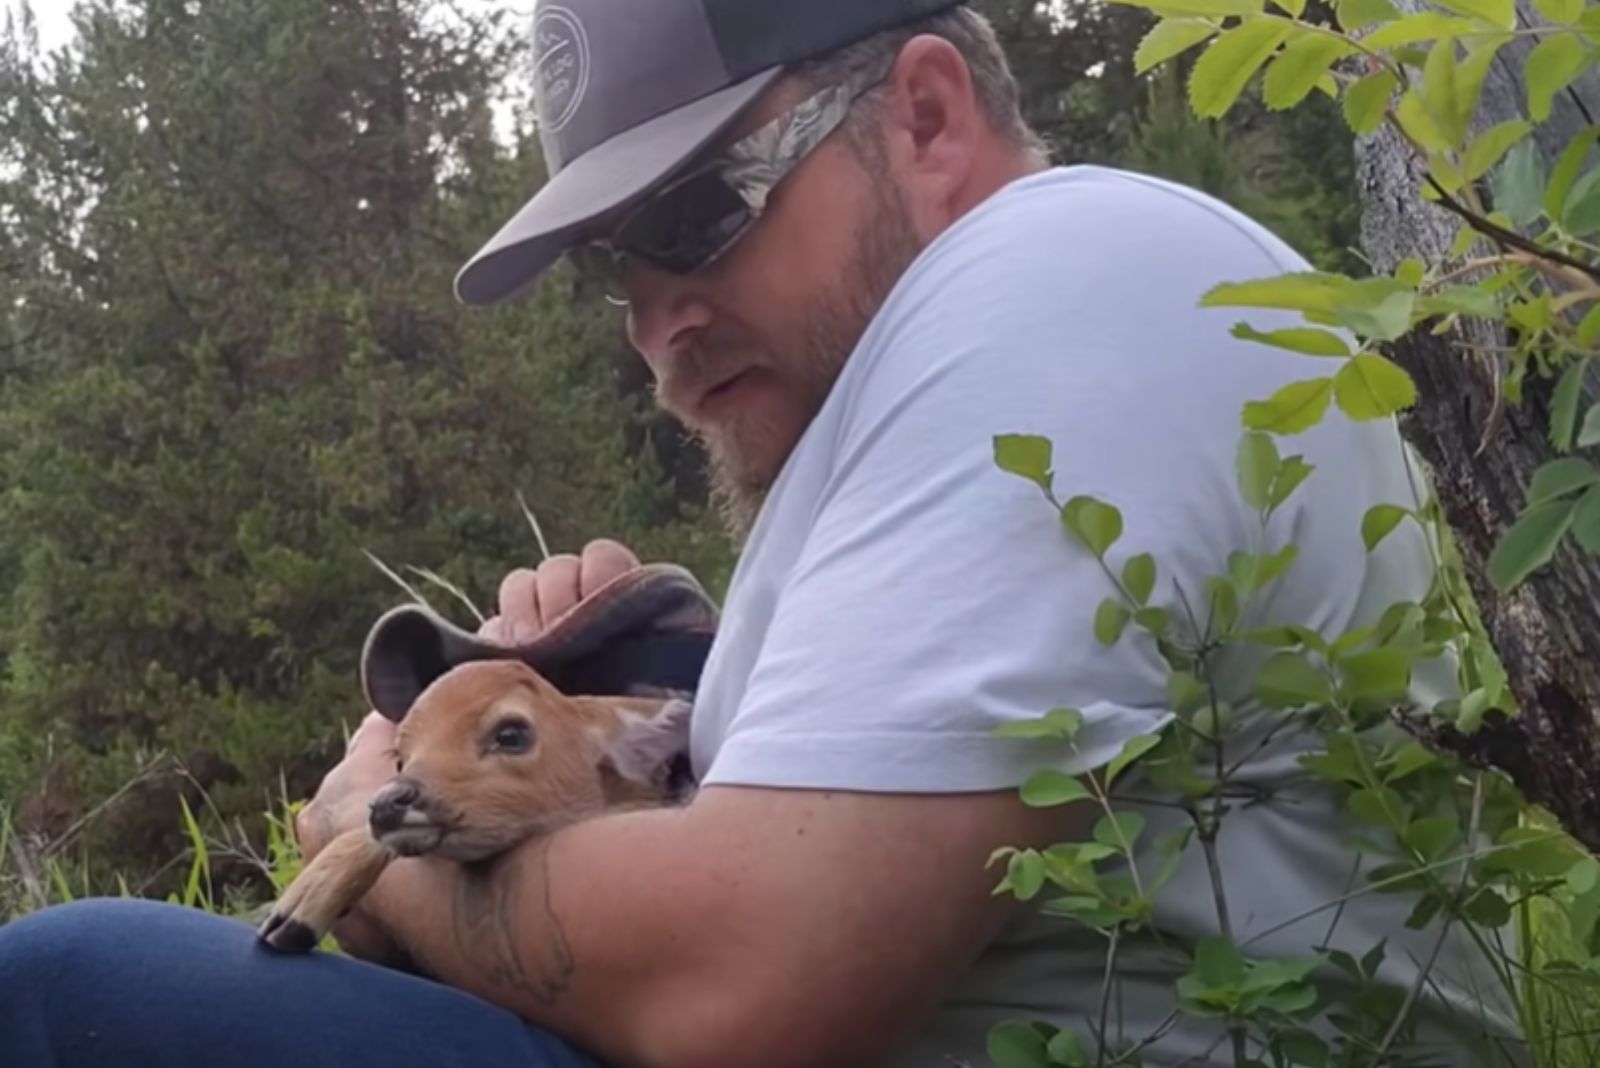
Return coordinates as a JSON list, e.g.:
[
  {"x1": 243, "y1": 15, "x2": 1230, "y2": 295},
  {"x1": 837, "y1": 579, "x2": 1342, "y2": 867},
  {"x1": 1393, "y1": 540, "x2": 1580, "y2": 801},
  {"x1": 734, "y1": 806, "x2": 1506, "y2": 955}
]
[{"x1": 453, "y1": 839, "x2": 575, "y2": 1005}]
